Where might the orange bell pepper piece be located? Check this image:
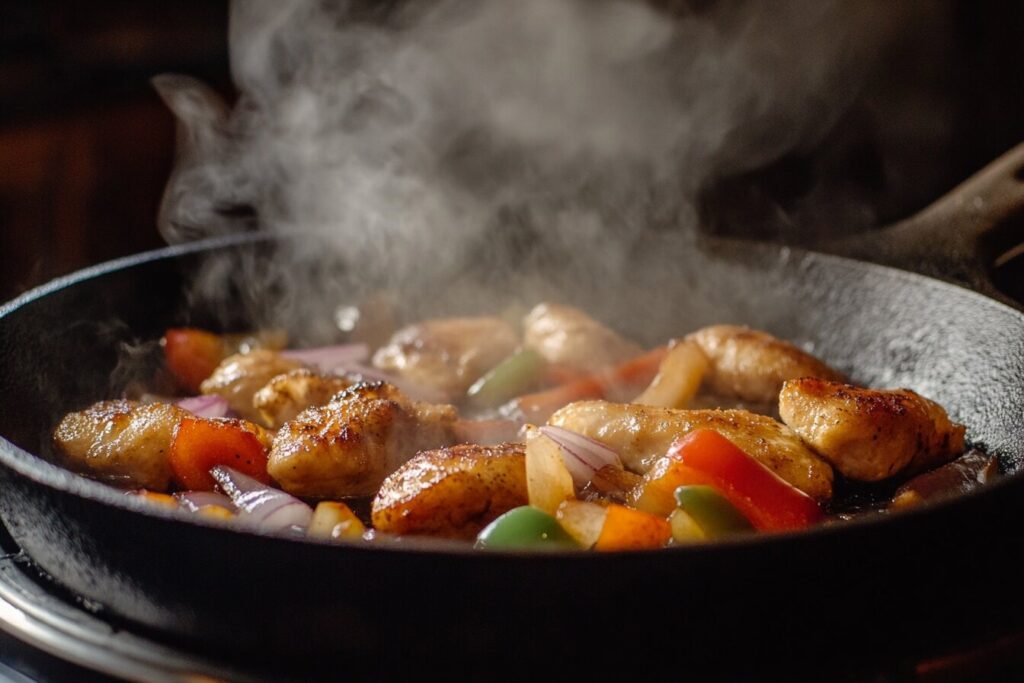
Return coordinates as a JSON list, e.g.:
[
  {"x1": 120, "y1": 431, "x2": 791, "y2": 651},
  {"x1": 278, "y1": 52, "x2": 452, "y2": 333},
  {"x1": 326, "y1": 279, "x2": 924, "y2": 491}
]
[
  {"x1": 163, "y1": 328, "x2": 225, "y2": 393},
  {"x1": 169, "y1": 416, "x2": 270, "y2": 490},
  {"x1": 664, "y1": 429, "x2": 822, "y2": 532},
  {"x1": 594, "y1": 503, "x2": 672, "y2": 551}
]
